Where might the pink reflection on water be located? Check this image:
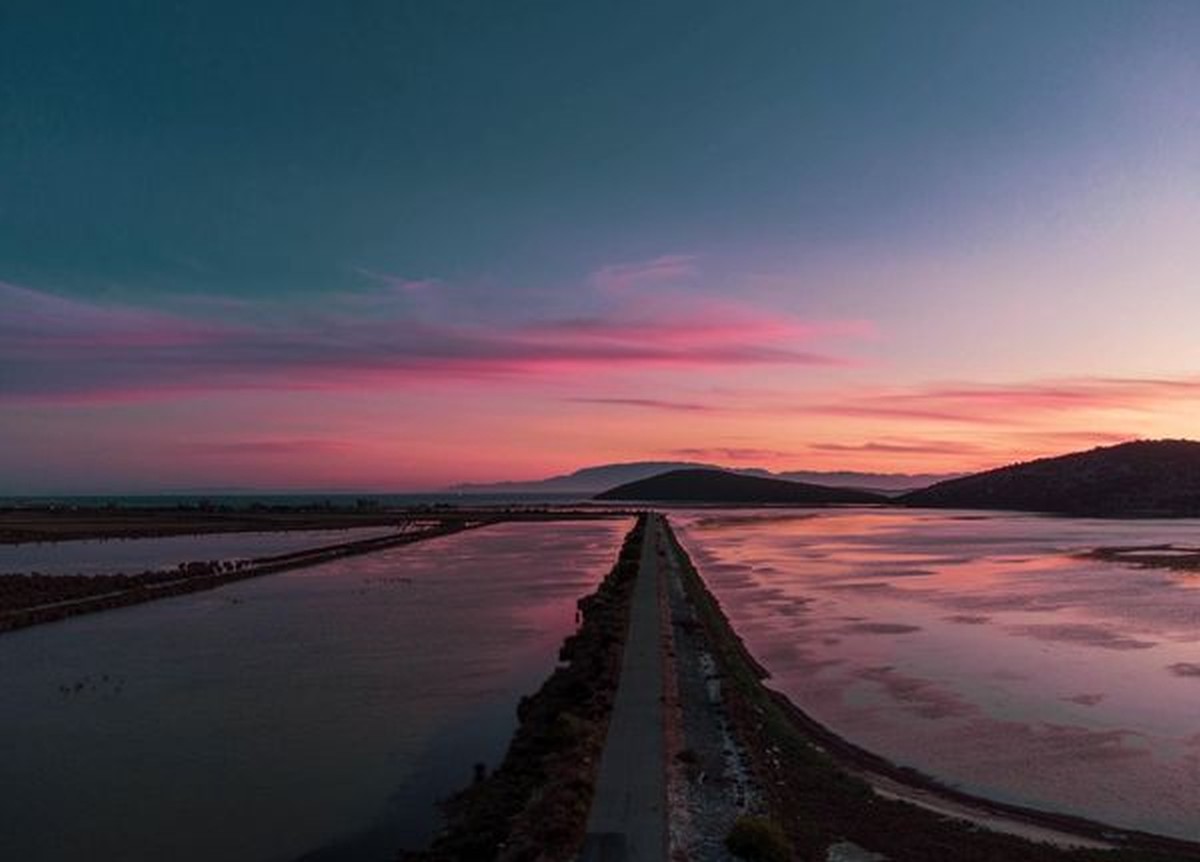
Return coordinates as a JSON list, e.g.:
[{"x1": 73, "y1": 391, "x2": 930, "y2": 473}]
[{"x1": 675, "y1": 507, "x2": 1200, "y2": 840}]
